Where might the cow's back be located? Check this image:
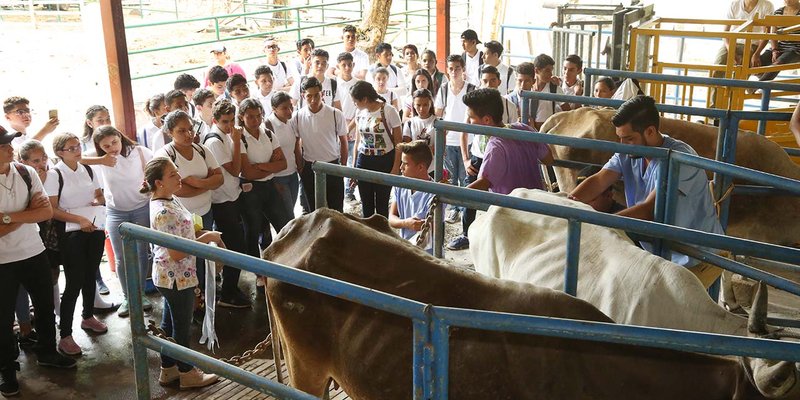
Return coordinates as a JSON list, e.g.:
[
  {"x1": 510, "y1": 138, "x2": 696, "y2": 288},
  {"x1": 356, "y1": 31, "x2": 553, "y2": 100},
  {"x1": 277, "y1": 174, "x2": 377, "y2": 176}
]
[{"x1": 541, "y1": 108, "x2": 800, "y2": 245}]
